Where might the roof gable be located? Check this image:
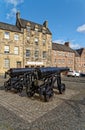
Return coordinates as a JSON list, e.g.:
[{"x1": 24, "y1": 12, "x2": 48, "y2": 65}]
[
  {"x1": 74, "y1": 50, "x2": 80, "y2": 57},
  {"x1": 76, "y1": 48, "x2": 84, "y2": 55},
  {"x1": 19, "y1": 18, "x2": 52, "y2": 34}
]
